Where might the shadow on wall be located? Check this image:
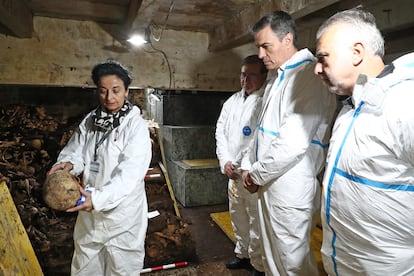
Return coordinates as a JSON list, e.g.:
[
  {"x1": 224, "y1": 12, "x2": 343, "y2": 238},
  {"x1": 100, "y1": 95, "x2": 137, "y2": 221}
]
[
  {"x1": 0, "y1": 85, "x2": 97, "y2": 119},
  {"x1": 191, "y1": 50, "x2": 243, "y2": 92},
  {"x1": 158, "y1": 90, "x2": 233, "y2": 126}
]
